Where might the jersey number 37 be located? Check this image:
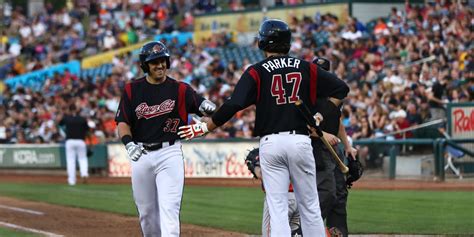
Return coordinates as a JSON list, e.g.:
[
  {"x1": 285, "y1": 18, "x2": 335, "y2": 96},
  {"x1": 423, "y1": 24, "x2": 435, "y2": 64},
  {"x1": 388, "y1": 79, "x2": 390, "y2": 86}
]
[{"x1": 271, "y1": 72, "x2": 302, "y2": 105}]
